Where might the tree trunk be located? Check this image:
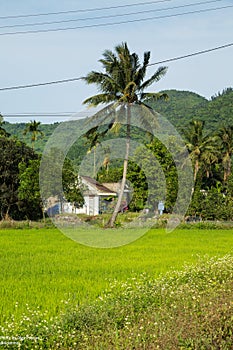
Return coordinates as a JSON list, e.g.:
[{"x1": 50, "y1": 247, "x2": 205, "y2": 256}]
[
  {"x1": 3, "y1": 206, "x2": 11, "y2": 221},
  {"x1": 107, "y1": 105, "x2": 131, "y2": 228},
  {"x1": 223, "y1": 152, "x2": 231, "y2": 182},
  {"x1": 194, "y1": 160, "x2": 199, "y2": 184}
]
